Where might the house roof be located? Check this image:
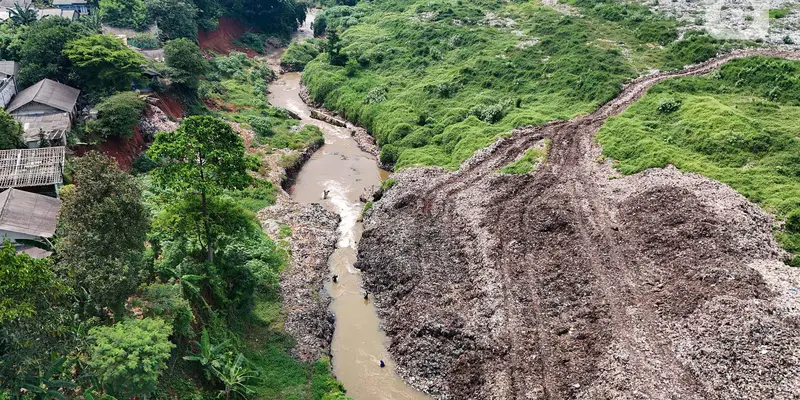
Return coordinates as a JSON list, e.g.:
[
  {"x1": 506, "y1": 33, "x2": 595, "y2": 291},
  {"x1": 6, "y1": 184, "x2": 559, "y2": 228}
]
[
  {"x1": 0, "y1": 188, "x2": 60, "y2": 238},
  {"x1": 0, "y1": 61, "x2": 19, "y2": 79},
  {"x1": 52, "y1": 0, "x2": 86, "y2": 4},
  {"x1": 7, "y1": 79, "x2": 80, "y2": 114},
  {"x1": 0, "y1": 0, "x2": 32, "y2": 9},
  {"x1": 38, "y1": 8, "x2": 75, "y2": 19},
  {"x1": 15, "y1": 113, "x2": 71, "y2": 142},
  {"x1": 0, "y1": 146, "x2": 65, "y2": 189}
]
